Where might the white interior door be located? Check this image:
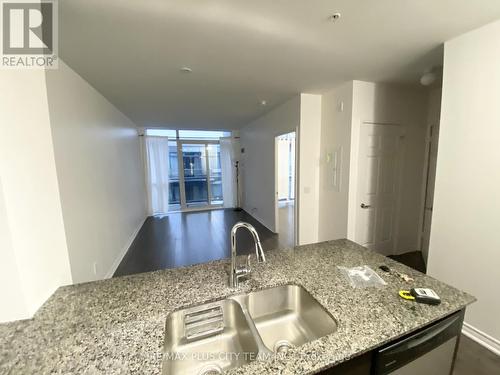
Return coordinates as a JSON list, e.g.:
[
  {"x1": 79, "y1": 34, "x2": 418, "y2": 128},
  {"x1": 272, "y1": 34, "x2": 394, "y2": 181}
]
[
  {"x1": 355, "y1": 123, "x2": 403, "y2": 255},
  {"x1": 421, "y1": 122, "x2": 440, "y2": 260}
]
